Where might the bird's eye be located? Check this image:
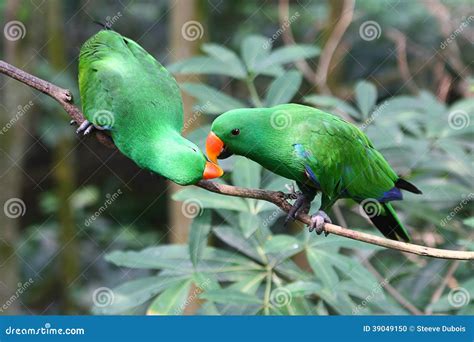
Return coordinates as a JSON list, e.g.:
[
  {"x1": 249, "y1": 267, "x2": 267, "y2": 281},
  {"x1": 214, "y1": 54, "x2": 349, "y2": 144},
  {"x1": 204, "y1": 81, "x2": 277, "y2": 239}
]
[{"x1": 231, "y1": 128, "x2": 240, "y2": 136}]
